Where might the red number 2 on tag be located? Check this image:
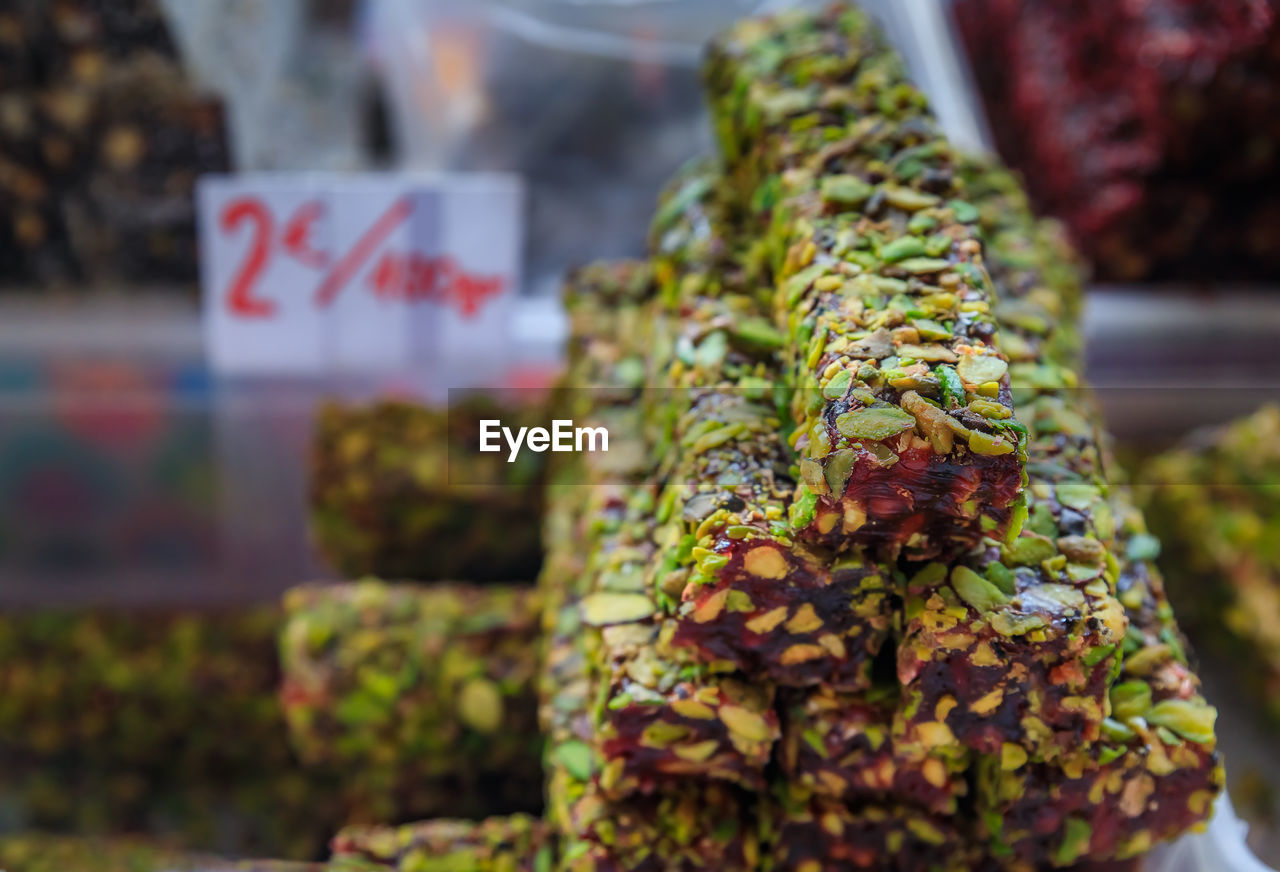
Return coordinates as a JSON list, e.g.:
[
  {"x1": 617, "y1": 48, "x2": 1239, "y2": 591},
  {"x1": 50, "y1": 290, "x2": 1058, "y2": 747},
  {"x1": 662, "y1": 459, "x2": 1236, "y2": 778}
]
[
  {"x1": 220, "y1": 196, "x2": 330, "y2": 318},
  {"x1": 220, "y1": 197, "x2": 276, "y2": 318}
]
